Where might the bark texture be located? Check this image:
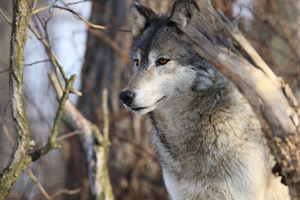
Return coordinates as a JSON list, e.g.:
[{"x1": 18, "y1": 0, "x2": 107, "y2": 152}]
[
  {"x1": 49, "y1": 73, "x2": 114, "y2": 200},
  {"x1": 0, "y1": 0, "x2": 31, "y2": 199}
]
